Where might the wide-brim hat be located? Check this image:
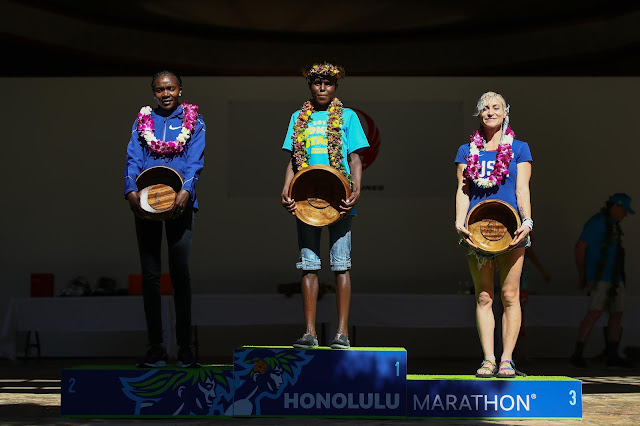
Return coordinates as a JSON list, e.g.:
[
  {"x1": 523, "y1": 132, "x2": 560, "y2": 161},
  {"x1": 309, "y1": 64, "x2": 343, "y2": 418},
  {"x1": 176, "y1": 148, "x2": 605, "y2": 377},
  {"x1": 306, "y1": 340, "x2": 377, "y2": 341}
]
[
  {"x1": 466, "y1": 199, "x2": 521, "y2": 254},
  {"x1": 288, "y1": 164, "x2": 351, "y2": 227},
  {"x1": 608, "y1": 193, "x2": 635, "y2": 214},
  {"x1": 136, "y1": 166, "x2": 184, "y2": 221}
]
